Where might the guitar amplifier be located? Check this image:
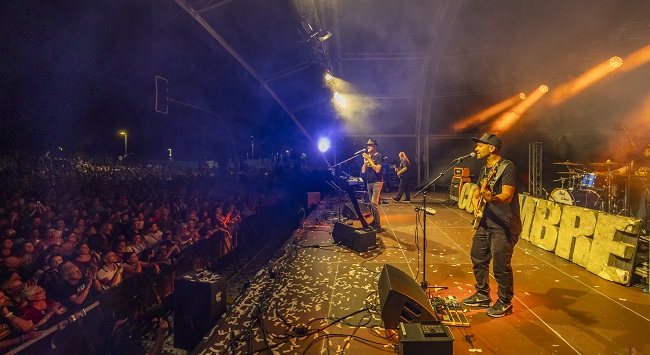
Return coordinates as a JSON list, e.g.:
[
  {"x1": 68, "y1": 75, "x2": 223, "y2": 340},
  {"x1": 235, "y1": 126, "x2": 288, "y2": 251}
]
[
  {"x1": 449, "y1": 176, "x2": 471, "y2": 202},
  {"x1": 453, "y1": 167, "x2": 470, "y2": 177}
]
